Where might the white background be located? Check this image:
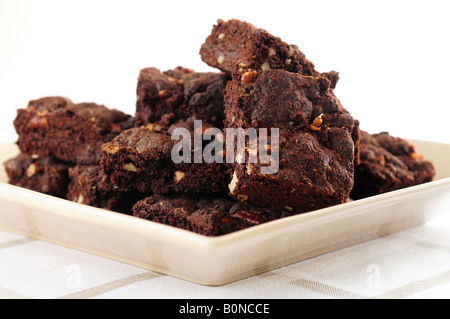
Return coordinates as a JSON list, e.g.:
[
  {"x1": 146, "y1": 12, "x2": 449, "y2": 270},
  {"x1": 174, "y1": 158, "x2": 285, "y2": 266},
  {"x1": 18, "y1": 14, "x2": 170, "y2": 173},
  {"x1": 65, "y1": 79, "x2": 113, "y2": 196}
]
[{"x1": 1, "y1": 0, "x2": 449, "y2": 145}]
